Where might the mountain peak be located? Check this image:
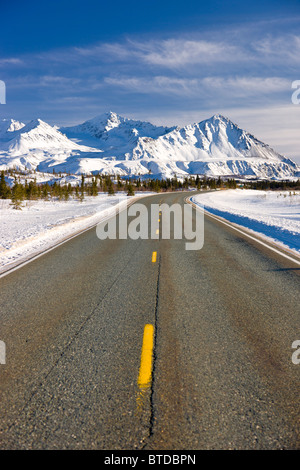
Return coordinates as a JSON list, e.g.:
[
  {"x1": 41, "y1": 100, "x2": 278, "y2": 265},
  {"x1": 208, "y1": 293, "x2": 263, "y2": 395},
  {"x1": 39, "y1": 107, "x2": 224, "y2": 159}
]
[
  {"x1": 62, "y1": 112, "x2": 173, "y2": 143},
  {"x1": 89, "y1": 111, "x2": 123, "y2": 130},
  {"x1": 0, "y1": 118, "x2": 25, "y2": 135},
  {"x1": 4, "y1": 117, "x2": 87, "y2": 156},
  {"x1": 207, "y1": 114, "x2": 232, "y2": 124},
  {"x1": 25, "y1": 118, "x2": 50, "y2": 129}
]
